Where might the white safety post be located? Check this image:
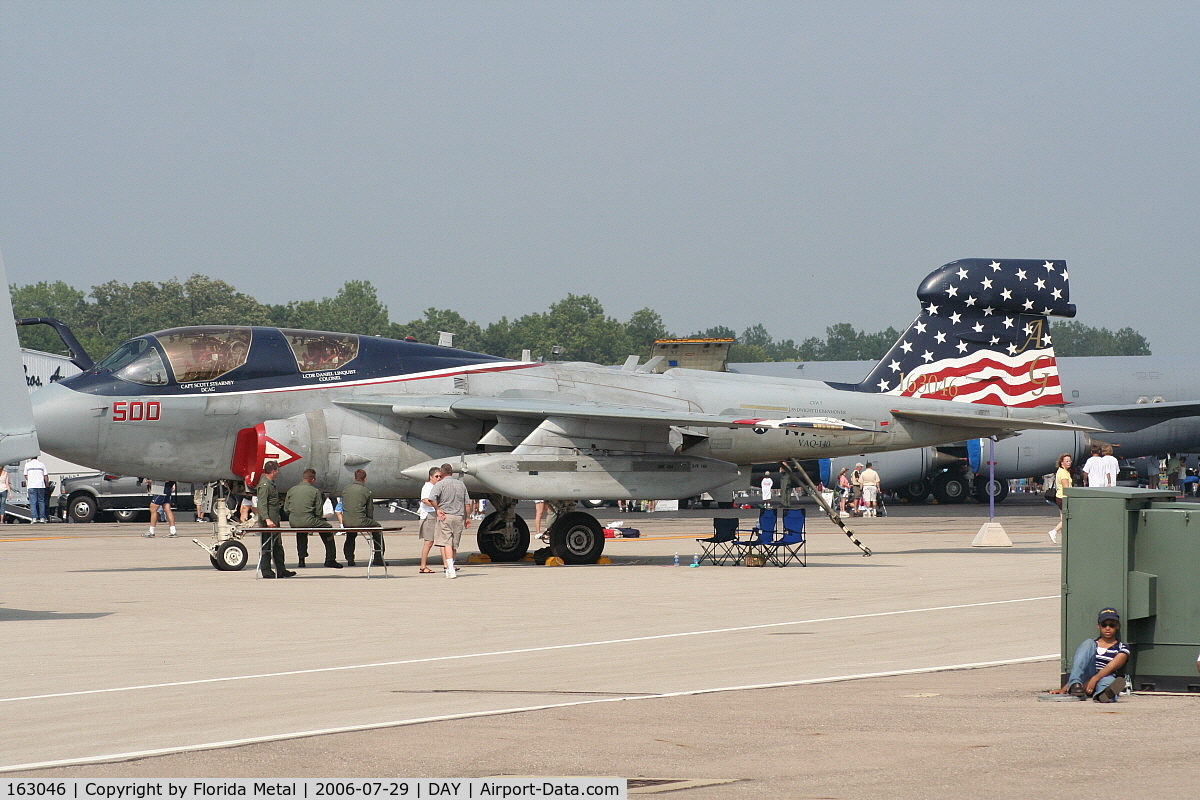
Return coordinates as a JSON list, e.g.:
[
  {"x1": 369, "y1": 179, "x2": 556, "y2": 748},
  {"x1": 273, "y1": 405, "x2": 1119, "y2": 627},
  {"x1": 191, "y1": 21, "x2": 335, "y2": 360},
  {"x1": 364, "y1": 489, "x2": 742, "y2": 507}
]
[{"x1": 972, "y1": 436, "x2": 1012, "y2": 547}]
